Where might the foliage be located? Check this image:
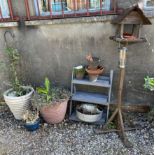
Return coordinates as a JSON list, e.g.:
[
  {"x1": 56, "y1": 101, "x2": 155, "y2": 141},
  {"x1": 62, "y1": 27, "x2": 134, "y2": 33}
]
[
  {"x1": 23, "y1": 93, "x2": 40, "y2": 123},
  {"x1": 86, "y1": 53, "x2": 102, "y2": 69},
  {"x1": 144, "y1": 76, "x2": 154, "y2": 91},
  {"x1": 36, "y1": 77, "x2": 52, "y2": 103},
  {"x1": 4, "y1": 47, "x2": 26, "y2": 96},
  {"x1": 51, "y1": 87, "x2": 70, "y2": 100},
  {"x1": 107, "y1": 122, "x2": 116, "y2": 129},
  {"x1": 23, "y1": 110, "x2": 39, "y2": 124},
  {"x1": 36, "y1": 77, "x2": 70, "y2": 107},
  {"x1": 74, "y1": 66, "x2": 85, "y2": 75},
  {"x1": 143, "y1": 76, "x2": 154, "y2": 126}
]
